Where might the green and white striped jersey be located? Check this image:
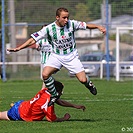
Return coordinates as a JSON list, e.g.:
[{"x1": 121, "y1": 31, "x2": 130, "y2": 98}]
[
  {"x1": 36, "y1": 38, "x2": 52, "y2": 64},
  {"x1": 31, "y1": 20, "x2": 86, "y2": 55}
]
